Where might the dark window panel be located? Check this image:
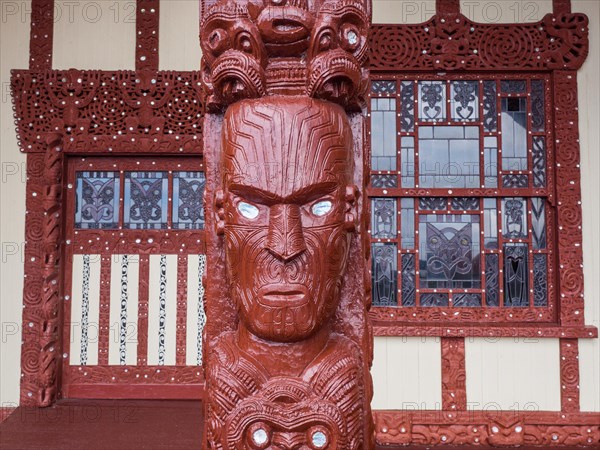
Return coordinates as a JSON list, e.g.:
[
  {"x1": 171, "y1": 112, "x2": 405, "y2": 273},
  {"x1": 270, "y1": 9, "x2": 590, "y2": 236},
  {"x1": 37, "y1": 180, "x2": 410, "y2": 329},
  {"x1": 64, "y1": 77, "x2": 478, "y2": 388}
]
[
  {"x1": 371, "y1": 198, "x2": 397, "y2": 239},
  {"x1": 419, "y1": 81, "x2": 446, "y2": 121},
  {"x1": 372, "y1": 243, "x2": 398, "y2": 306},
  {"x1": 532, "y1": 137, "x2": 547, "y2": 188},
  {"x1": 533, "y1": 254, "x2": 548, "y2": 307},
  {"x1": 502, "y1": 197, "x2": 528, "y2": 239},
  {"x1": 451, "y1": 198, "x2": 480, "y2": 211},
  {"x1": 173, "y1": 172, "x2": 205, "y2": 230},
  {"x1": 372, "y1": 80, "x2": 397, "y2": 94},
  {"x1": 531, "y1": 198, "x2": 547, "y2": 250},
  {"x1": 419, "y1": 197, "x2": 446, "y2": 210},
  {"x1": 501, "y1": 80, "x2": 527, "y2": 94},
  {"x1": 420, "y1": 293, "x2": 449, "y2": 307},
  {"x1": 483, "y1": 80, "x2": 498, "y2": 132},
  {"x1": 453, "y1": 293, "x2": 482, "y2": 307},
  {"x1": 531, "y1": 80, "x2": 545, "y2": 132},
  {"x1": 75, "y1": 171, "x2": 120, "y2": 229},
  {"x1": 502, "y1": 174, "x2": 529, "y2": 188},
  {"x1": 451, "y1": 81, "x2": 479, "y2": 122},
  {"x1": 400, "y1": 81, "x2": 415, "y2": 132},
  {"x1": 419, "y1": 216, "x2": 481, "y2": 289},
  {"x1": 401, "y1": 254, "x2": 416, "y2": 306},
  {"x1": 485, "y1": 254, "x2": 500, "y2": 307},
  {"x1": 501, "y1": 97, "x2": 528, "y2": 171},
  {"x1": 371, "y1": 174, "x2": 398, "y2": 188},
  {"x1": 124, "y1": 171, "x2": 169, "y2": 230},
  {"x1": 504, "y1": 244, "x2": 529, "y2": 307}
]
